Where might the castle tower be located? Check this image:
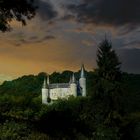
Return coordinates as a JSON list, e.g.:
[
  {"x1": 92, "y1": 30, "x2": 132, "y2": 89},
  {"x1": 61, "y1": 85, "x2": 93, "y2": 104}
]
[
  {"x1": 47, "y1": 75, "x2": 50, "y2": 85},
  {"x1": 42, "y1": 76, "x2": 49, "y2": 104},
  {"x1": 69, "y1": 76, "x2": 72, "y2": 84},
  {"x1": 70, "y1": 73, "x2": 77, "y2": 97},
  {"x1": 79, "y1": 64, "x2": 86, "y2": 96}
]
